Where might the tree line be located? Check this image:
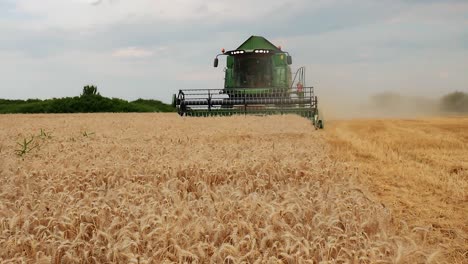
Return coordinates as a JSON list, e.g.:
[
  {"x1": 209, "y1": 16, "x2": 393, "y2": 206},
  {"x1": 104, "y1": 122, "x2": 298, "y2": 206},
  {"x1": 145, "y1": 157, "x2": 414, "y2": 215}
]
[
  {"x1": 440, "y1": 91, "x2": 468, "y2": 113},
  {"x1": 0, "y1": 86, "x2": 175, "y2": 114},
  {"x1": 1, "y1": 86, "x2": 466, "y2": 114}
]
